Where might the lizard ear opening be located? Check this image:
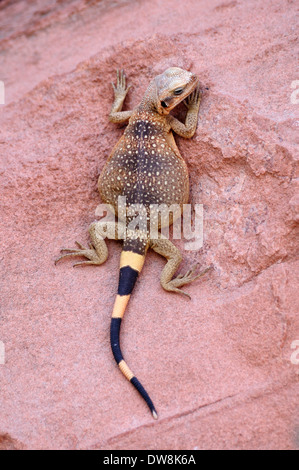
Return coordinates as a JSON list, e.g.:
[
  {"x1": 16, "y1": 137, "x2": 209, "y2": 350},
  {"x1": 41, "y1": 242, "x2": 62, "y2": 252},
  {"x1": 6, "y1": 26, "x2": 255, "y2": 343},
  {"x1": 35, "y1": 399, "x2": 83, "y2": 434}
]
[{"x1": 161, "y1": 101, "x2": 168, "y2": 108}]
